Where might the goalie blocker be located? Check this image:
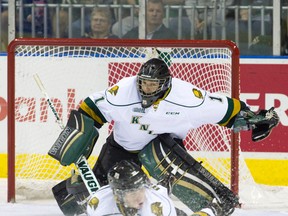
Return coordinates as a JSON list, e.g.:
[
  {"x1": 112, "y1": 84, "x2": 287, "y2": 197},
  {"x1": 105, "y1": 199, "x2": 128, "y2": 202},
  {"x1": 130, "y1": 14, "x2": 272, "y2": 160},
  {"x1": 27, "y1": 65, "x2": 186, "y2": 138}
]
[
  {"x1": 48, "y1": 110, "x2": 99, "y2": 166},
  {"x1": 139, "y1": 134, "x2": 239, "y2": 215}
]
